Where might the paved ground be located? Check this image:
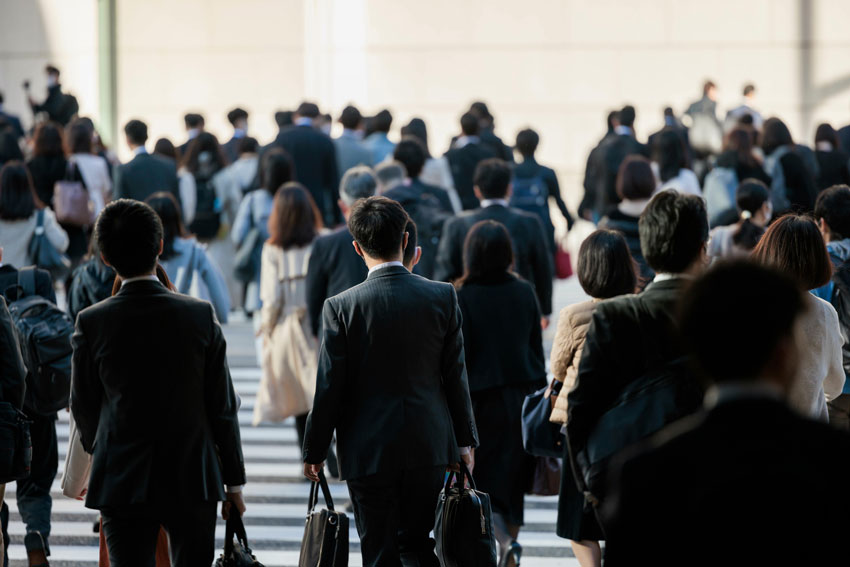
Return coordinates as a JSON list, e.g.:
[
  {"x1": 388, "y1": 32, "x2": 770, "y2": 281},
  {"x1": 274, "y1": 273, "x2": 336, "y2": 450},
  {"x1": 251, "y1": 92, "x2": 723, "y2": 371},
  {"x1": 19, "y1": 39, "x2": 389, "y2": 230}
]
[{"x1": 5, "y1": 277, "x2": 589, "y2": 566}]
